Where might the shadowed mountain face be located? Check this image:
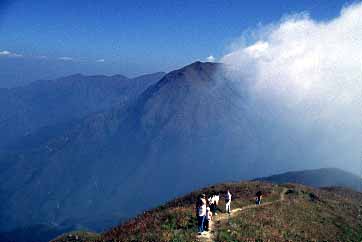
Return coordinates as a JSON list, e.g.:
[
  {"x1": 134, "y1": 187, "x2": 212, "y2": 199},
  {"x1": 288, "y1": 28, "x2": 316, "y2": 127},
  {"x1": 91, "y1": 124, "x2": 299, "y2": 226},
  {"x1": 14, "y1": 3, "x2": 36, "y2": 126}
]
[
  {"x1": 0, "y1": 62, "x2": 349, "y2": 238},
  {"x1": 255, "y1": 168, "x2": 362, "y2": 192},
  {"x1": 0, "y1": 72, "x2": 165, "y2": 150},
  {"x1": 0, "y1": 62, "x2": 258, "y2": 233}
]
